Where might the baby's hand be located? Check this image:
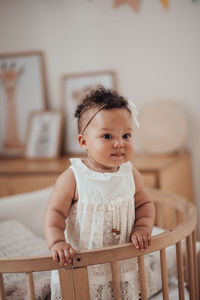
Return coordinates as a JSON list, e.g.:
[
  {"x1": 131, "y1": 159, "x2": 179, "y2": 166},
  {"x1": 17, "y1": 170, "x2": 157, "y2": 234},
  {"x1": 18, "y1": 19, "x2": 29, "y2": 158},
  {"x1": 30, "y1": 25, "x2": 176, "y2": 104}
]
[
  {"x1": 51, "y1": 241, "x2": 76, "y2": 266},
  {"x1": 131, "y1": 227, "x2": 152, "y2": 252}
]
